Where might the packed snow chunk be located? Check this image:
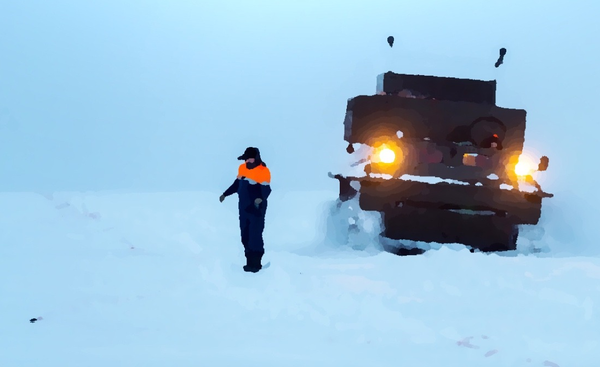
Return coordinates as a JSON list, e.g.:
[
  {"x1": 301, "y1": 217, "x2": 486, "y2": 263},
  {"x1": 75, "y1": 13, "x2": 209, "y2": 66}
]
[
  {"x1": 349, "y1": 180, "x2": 361, "y2": 191},
  {"x1": 314, "y1": 195, "x2": 384, "y2": 254},
  {"x1": 518, "y1": 181, "x2": 538, "y2": 193},
  {"x1": 400, "y1": 174, "x2": 469, "y2": 185},
  {"x1": 370, "y1": 173, "x2": 393, "y2": 180},
  {"x1": 446, "y1": 179, "x2": 469, "y2": 186}
]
